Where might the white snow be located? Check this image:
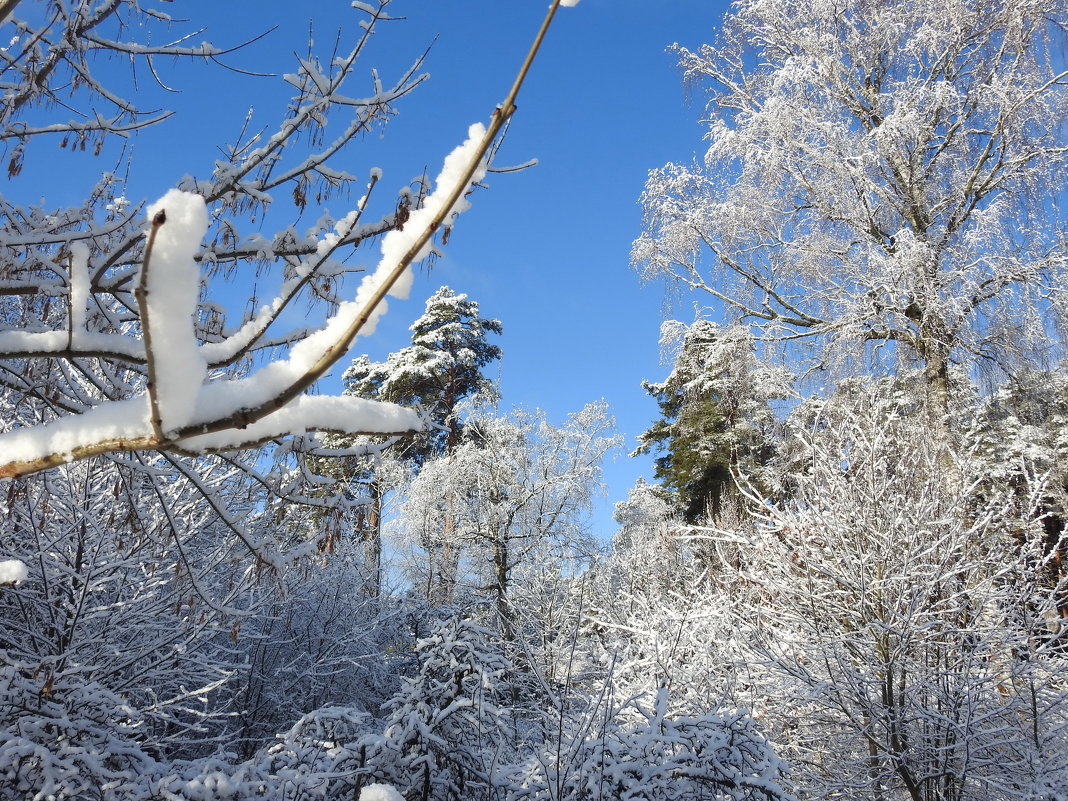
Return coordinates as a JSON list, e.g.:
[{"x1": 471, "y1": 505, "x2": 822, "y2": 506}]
[
  {"x1": 0, "y1": 397, "x2": 150, "y2": 466},
  {"x1": 68, "y1": 241, "x2": 89, "y2": 339},
  {"x1": 143, "y1": 189, "x2": 209, "y2": 431},
  {"x1": 0, "y1": 383, "x2": 423, "y2": 467},
  {"x1": 0, "y1": 560, "x2": 28, "y2": 586},
  {"x1": 360, "y1": 784, "x2": 404, "y2": 801},
  {"x1": 0, "y1": 330, "x2": 144, "y2": 361},
  {"x1": 177, "y1": 394, "x2": 422, "y2": 451},
  {"x1": 375, "y1": 121, "x2": 488, "y2": 301}
]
